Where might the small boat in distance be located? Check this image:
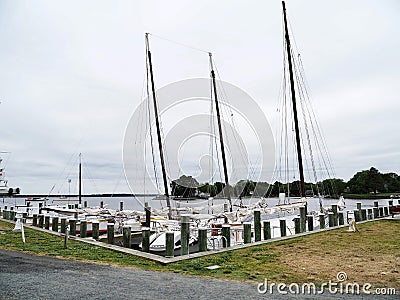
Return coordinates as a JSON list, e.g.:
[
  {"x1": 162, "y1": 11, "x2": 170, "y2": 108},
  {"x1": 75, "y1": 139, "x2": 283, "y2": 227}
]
[{"x1": 0, "y1": 155, "x2": 20, "y2": 196}]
